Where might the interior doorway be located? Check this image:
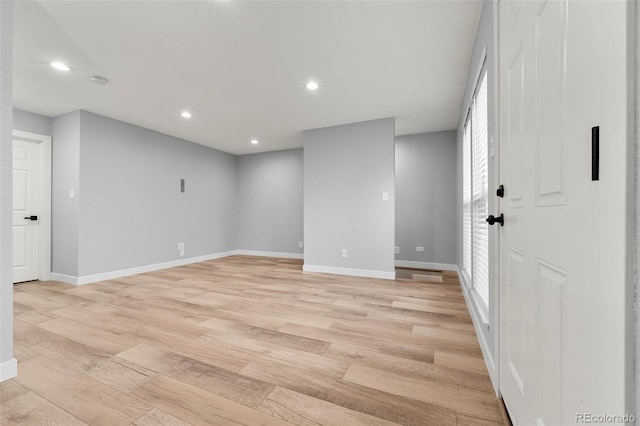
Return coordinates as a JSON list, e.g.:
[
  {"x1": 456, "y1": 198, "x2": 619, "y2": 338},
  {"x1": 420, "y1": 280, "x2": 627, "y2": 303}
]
[{"x1": 12, "y1": 130, "x2": 51, "y2": 283}]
